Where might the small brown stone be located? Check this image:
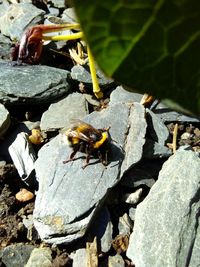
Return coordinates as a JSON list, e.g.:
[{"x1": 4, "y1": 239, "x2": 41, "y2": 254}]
[{"x1": 15, "y1": 188, "x2": 34, "y2": 202}]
